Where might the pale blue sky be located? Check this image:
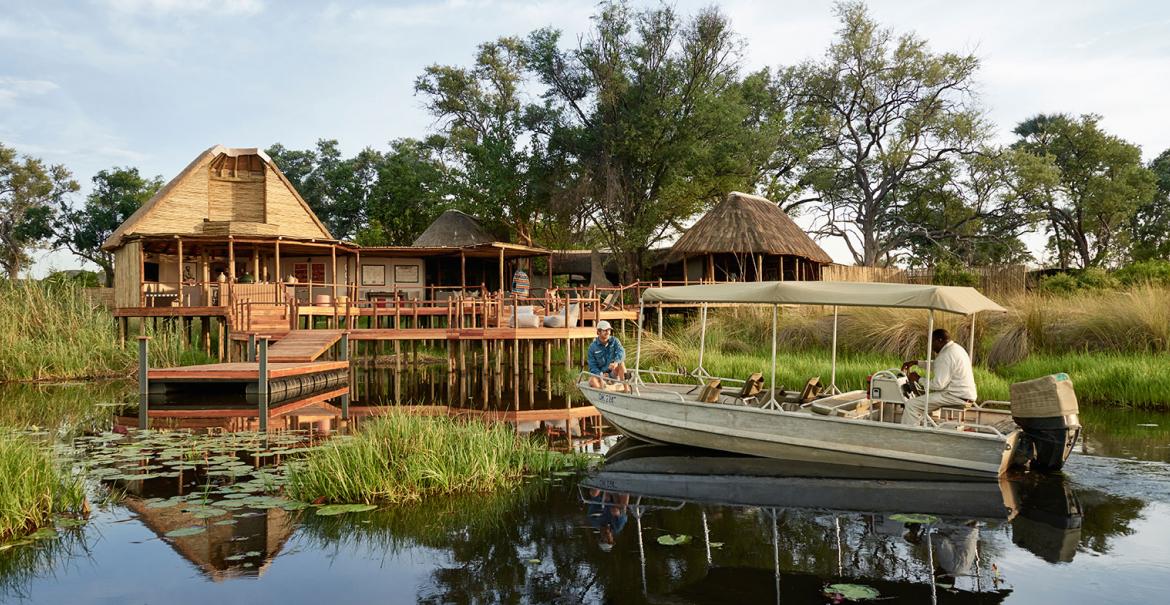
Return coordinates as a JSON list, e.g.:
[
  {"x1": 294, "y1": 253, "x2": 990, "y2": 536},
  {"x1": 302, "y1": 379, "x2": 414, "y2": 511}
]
[{"x1": 3, "y1": 0, "x2": 1168, "y2": 273}]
